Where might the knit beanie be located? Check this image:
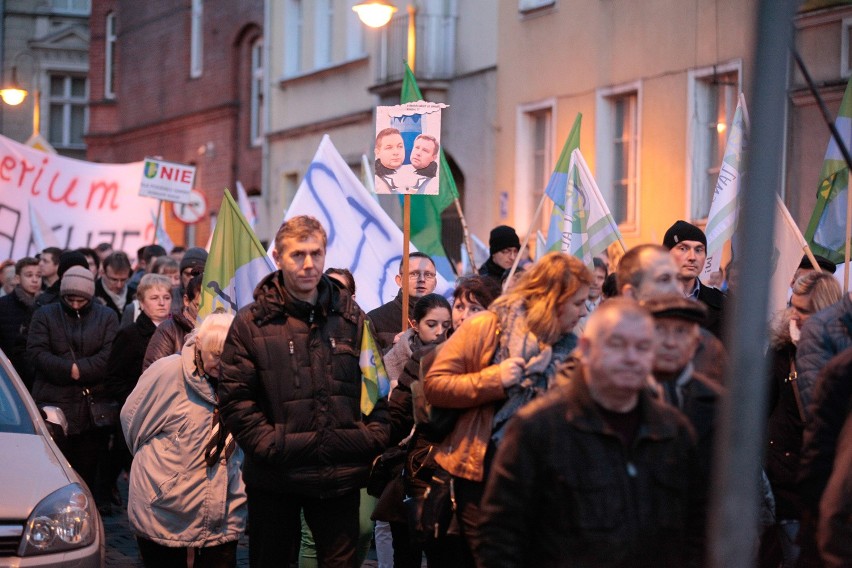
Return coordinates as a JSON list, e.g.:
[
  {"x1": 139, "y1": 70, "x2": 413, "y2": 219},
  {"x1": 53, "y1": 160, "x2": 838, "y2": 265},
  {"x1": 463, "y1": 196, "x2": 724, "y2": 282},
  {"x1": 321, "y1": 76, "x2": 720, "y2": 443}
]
[
  {"x1": 180, "y1": 247, "x2": 208, "y2": 274},
  {"x1": 663, "y1": 220, "x2": 707, "y2": 249},
  {"x1": 60, "y1": 266, "x2": 95, "y2": 300},
  {"x1": 489, "y1": 225, "x2": 521, "y2": 256},
  {"x1": 58, "y1": 251, "x2": 89, "y2": 279}
]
